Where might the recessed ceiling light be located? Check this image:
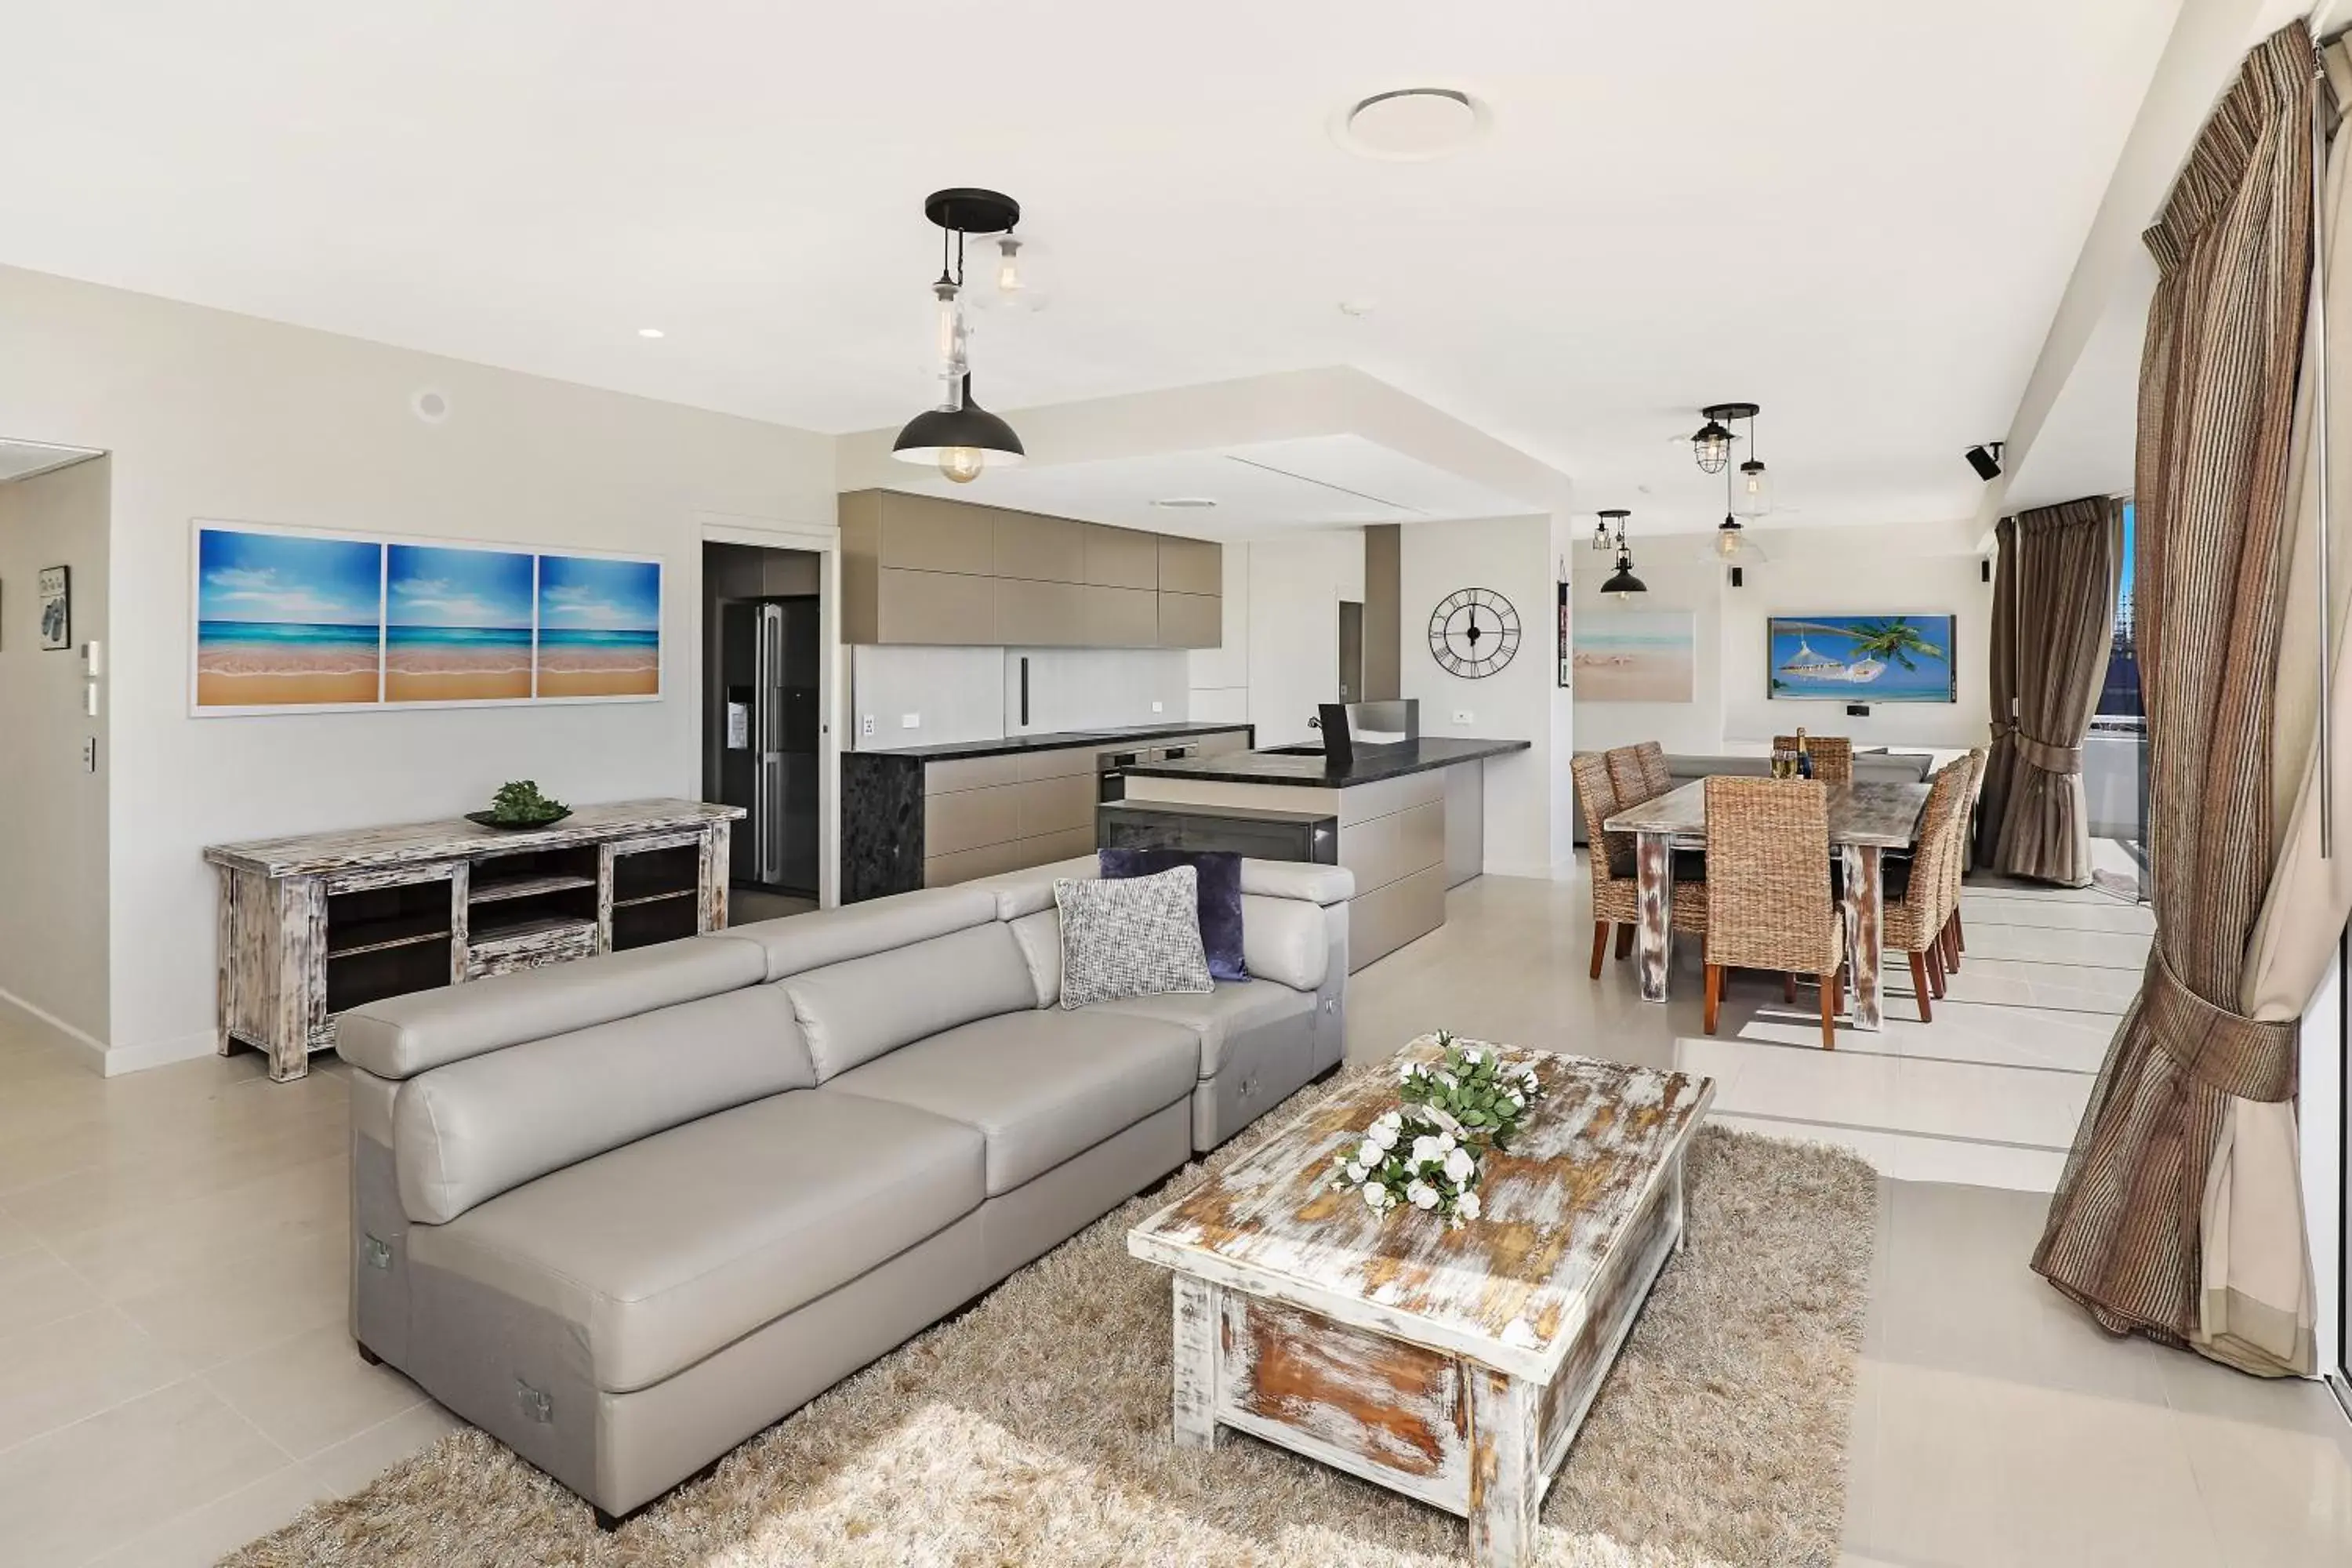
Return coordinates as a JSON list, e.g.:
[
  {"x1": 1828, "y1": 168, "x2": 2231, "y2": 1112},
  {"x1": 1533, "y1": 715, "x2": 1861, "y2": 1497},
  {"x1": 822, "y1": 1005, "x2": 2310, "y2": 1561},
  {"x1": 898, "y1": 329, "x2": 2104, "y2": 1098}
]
[
  {"x1": 1152, "y1": 497, "x2": 1219, "y2": 510},
  {"x1": 637, "y1": 327, "x2": 665, "y2": 339},
  {"x1": 1338, "y1": 299, "x2": 1377, "y2": 318},
  {"x1": 1334, "y1": 88, "x2": 1490, "y2": 162}
]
